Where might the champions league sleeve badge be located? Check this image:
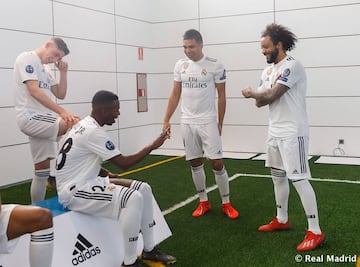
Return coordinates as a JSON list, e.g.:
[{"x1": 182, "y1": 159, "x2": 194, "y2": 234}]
[
  {"x1": 105, "y1": 140, "x2": 115, "y2": 150},
  {"x1": 25, "y1": 65, "x2": 34, "y2": 73}
]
